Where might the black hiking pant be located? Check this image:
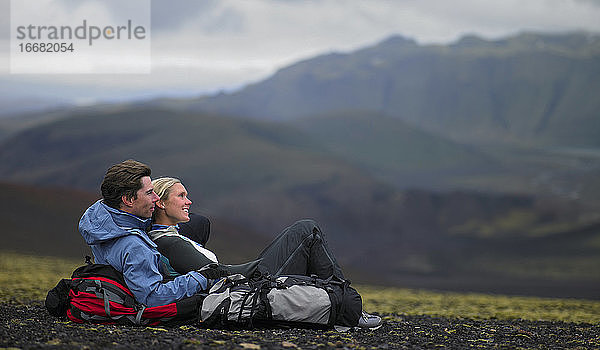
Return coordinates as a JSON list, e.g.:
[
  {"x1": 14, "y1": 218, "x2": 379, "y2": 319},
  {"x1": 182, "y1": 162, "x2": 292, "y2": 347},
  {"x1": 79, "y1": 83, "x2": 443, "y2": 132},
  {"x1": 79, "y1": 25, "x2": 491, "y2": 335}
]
[
  {"x1": 181, "y1": 216, "x2": 346, "y2": 280},
  {"x1": 256, "y1": 219, "x2": 345, "y2": 280}
]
